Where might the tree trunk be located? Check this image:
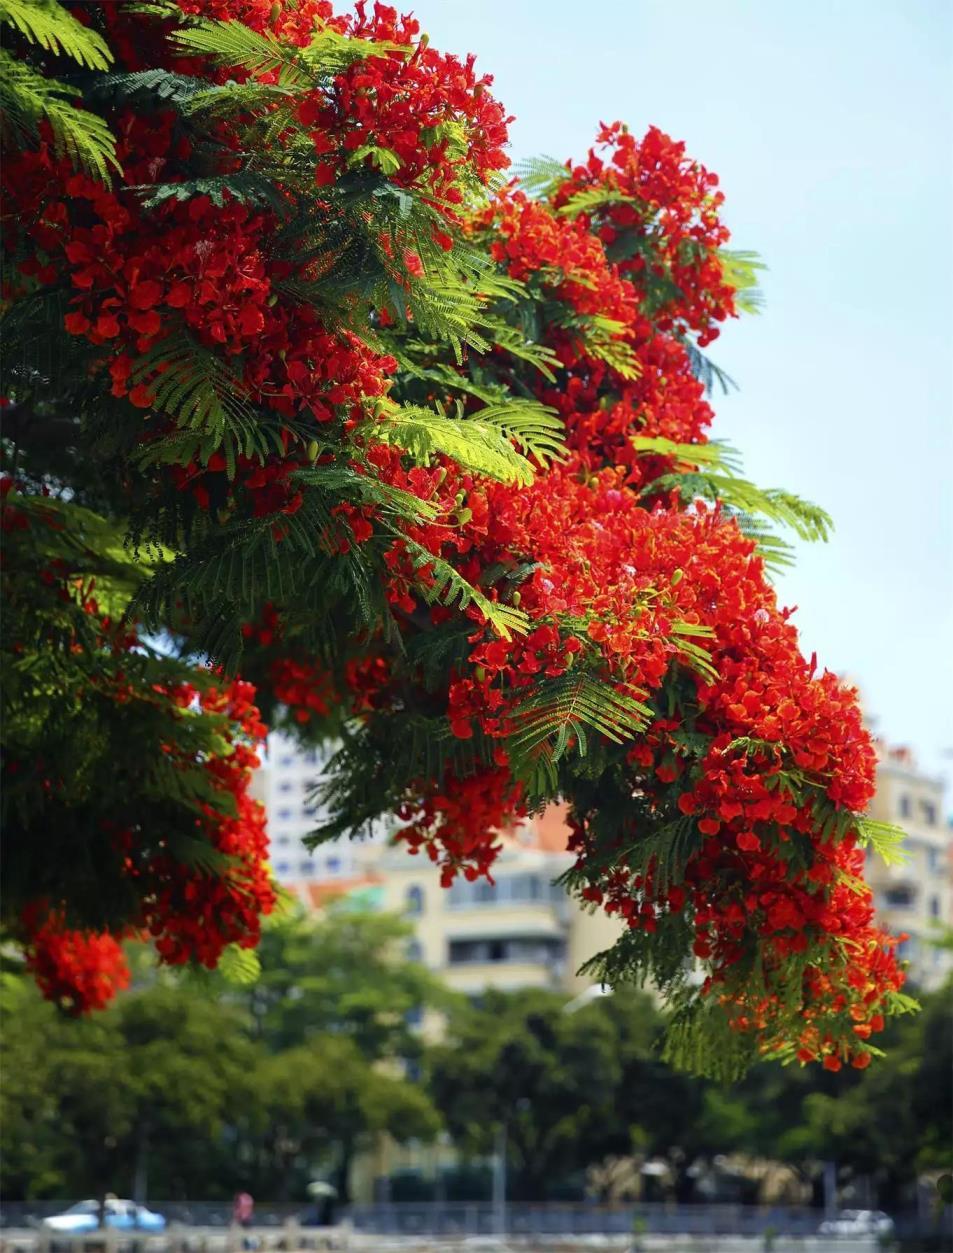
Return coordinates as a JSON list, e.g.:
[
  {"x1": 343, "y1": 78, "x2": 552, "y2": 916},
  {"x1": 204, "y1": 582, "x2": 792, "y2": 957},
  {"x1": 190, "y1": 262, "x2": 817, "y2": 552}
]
[
  {"x1": 333, "y1": 1136, "x2": 354, "y2": 1205},
  {"x1": 133, "y1": 1121, "x2": 150, "y2": 1205}
]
